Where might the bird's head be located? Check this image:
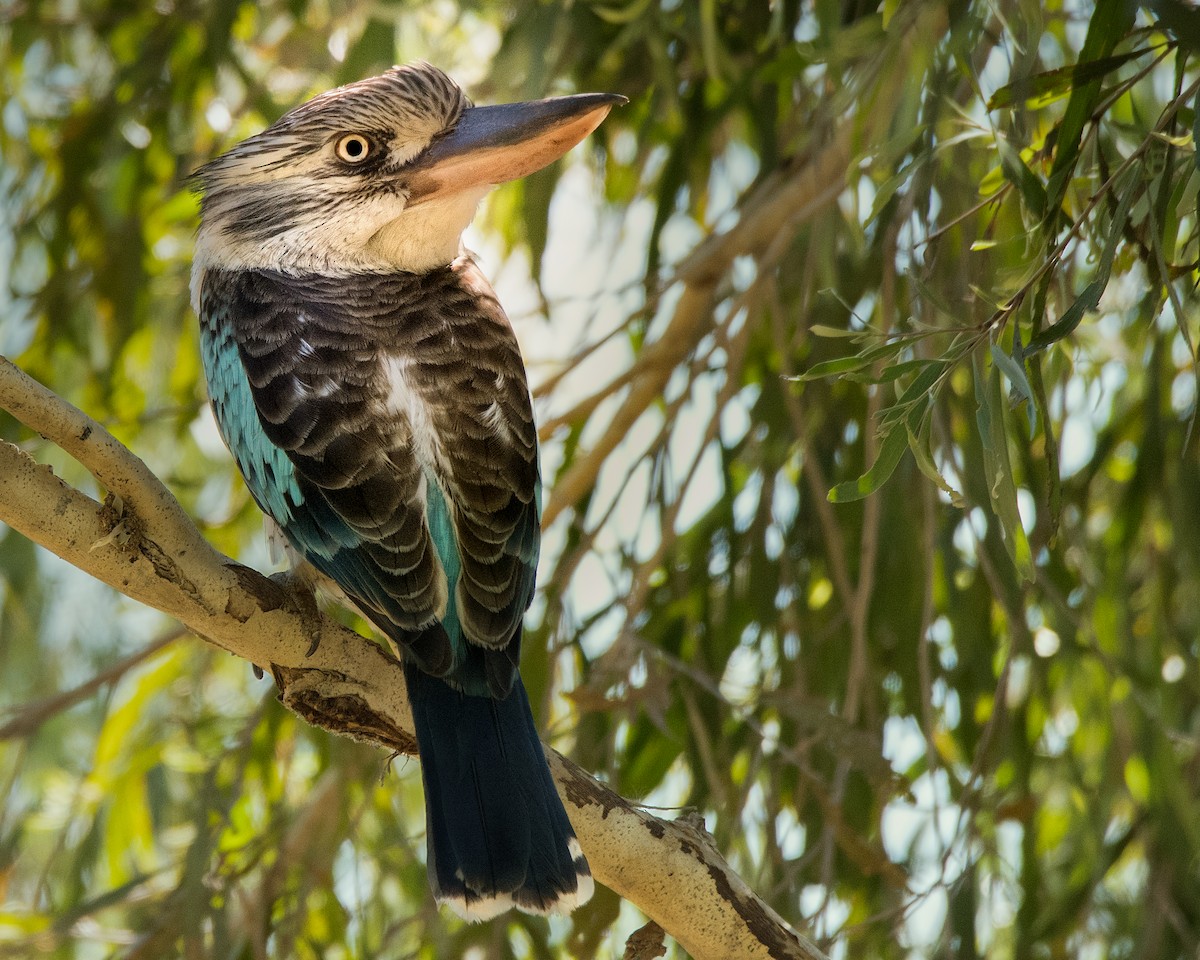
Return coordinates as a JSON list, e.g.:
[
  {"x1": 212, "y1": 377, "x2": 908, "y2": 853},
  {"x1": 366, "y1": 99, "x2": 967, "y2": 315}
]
[{"x1": 192, "y1": 62, "x2": 623, "y2": 282}]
